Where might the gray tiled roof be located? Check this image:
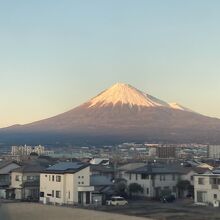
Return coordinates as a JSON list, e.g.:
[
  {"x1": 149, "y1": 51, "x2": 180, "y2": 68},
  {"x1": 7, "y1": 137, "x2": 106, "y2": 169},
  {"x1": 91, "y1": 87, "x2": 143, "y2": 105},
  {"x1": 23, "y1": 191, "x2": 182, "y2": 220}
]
[
  {"x1": 90, "y1": 164, "x2": 114, "y2": 173},
  {"x1": 118, "y1": 163, "x2": 146, "y2": 171},
  {"x1": 0, "y1": 160, "x2": 20, "y2": 169},
  {"x1": 12, "y1": 164, "x2": 46, "y2": 173},
  {"x1": 127, "y1": 162, "x2": 209, "y2": 175},
  {"x1": 127, "y1": 164, "x2": 181, "y2": 175}
]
